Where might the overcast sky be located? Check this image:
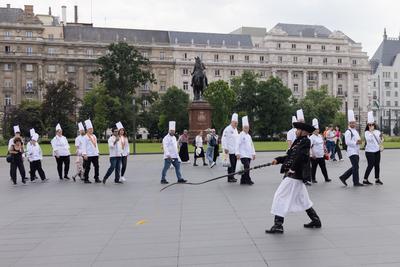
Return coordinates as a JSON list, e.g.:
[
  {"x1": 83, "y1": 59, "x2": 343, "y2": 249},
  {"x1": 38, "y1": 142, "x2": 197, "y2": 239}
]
[{"x1": 3, "y1": 0, "x2": 399, "y2": 57}]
